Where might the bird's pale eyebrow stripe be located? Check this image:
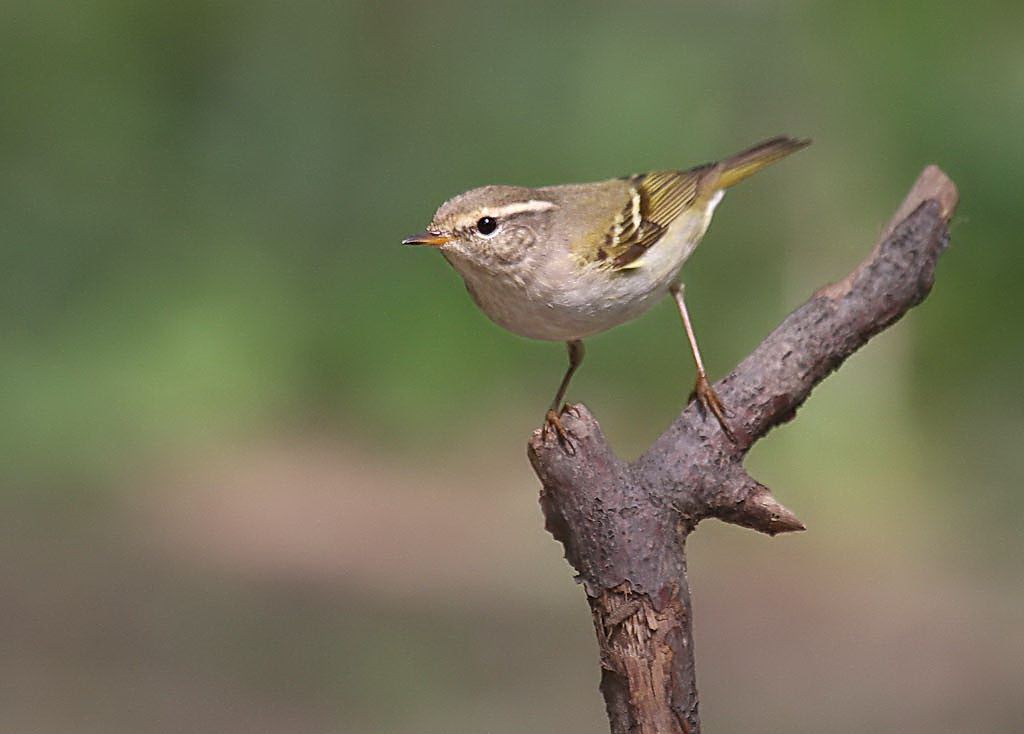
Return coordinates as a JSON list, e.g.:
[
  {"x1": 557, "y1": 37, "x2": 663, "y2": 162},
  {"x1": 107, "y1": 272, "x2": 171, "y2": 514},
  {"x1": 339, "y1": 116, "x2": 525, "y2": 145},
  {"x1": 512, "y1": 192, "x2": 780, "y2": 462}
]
[{"x1": 480, "y1": 199, "x2": 557, "y2": 218}]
